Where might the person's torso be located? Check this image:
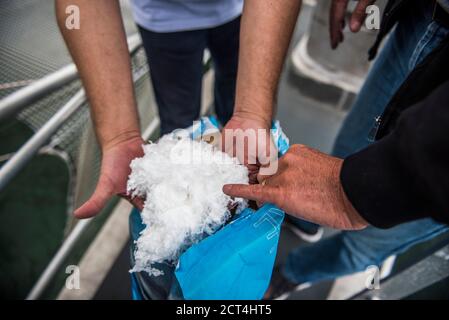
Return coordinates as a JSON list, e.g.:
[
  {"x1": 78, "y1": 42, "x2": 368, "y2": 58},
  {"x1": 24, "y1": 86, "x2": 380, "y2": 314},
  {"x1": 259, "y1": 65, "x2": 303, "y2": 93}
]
[
  {"x1": 371, "y1": 0, "x2": 449, "y2": 139},
  {"x1": 376, "y1": 37, "x2": 449, "y2": 139},
  {"x1": 130, "y1": 0, "x2": 243, "y2": 32}
]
